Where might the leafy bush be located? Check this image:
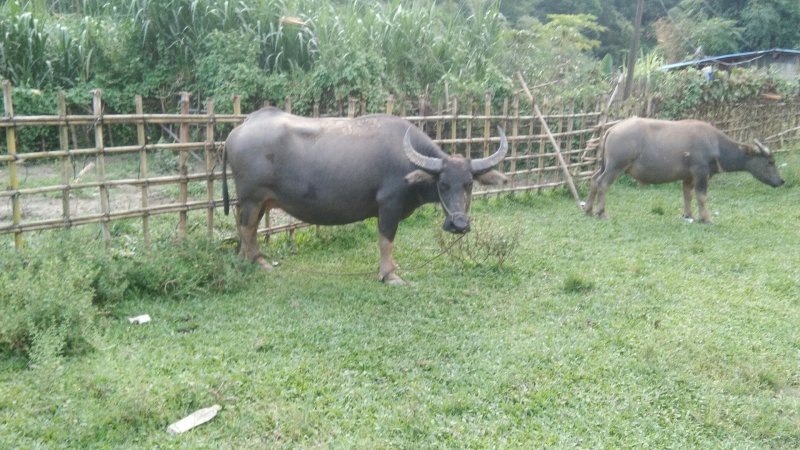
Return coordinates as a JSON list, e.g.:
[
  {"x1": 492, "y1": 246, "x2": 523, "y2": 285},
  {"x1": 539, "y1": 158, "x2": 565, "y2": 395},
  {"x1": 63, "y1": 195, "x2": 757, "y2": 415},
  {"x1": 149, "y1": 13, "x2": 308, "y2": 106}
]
[
  {"x1": 122, "y1": 236, "x2": 255, "y2": 301},
  {"x1": 0, "y1": 247, "x2": 100, "y2": 363}
]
